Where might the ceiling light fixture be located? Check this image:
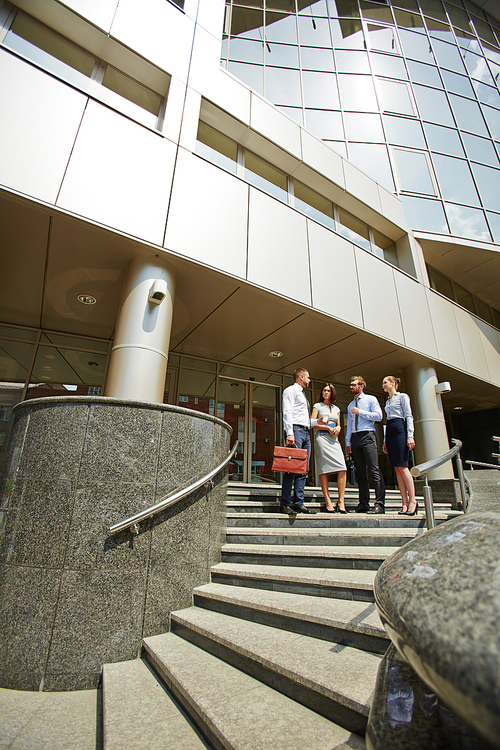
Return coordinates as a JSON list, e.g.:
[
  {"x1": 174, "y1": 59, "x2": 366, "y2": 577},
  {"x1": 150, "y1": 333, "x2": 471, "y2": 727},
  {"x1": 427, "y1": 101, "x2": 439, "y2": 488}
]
[
  {"x1": 454, "y1": 406, "x2": 463, "y2": 410},
  {"x1": 269, "y1": 350, "x2": 283, "y2": 358},
  {"x1": 88, "y1": 361, "x2": 99, "y2": 367},
  {"x1": 77, "y1": 294, "x2": 96, "y2": 305}
]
